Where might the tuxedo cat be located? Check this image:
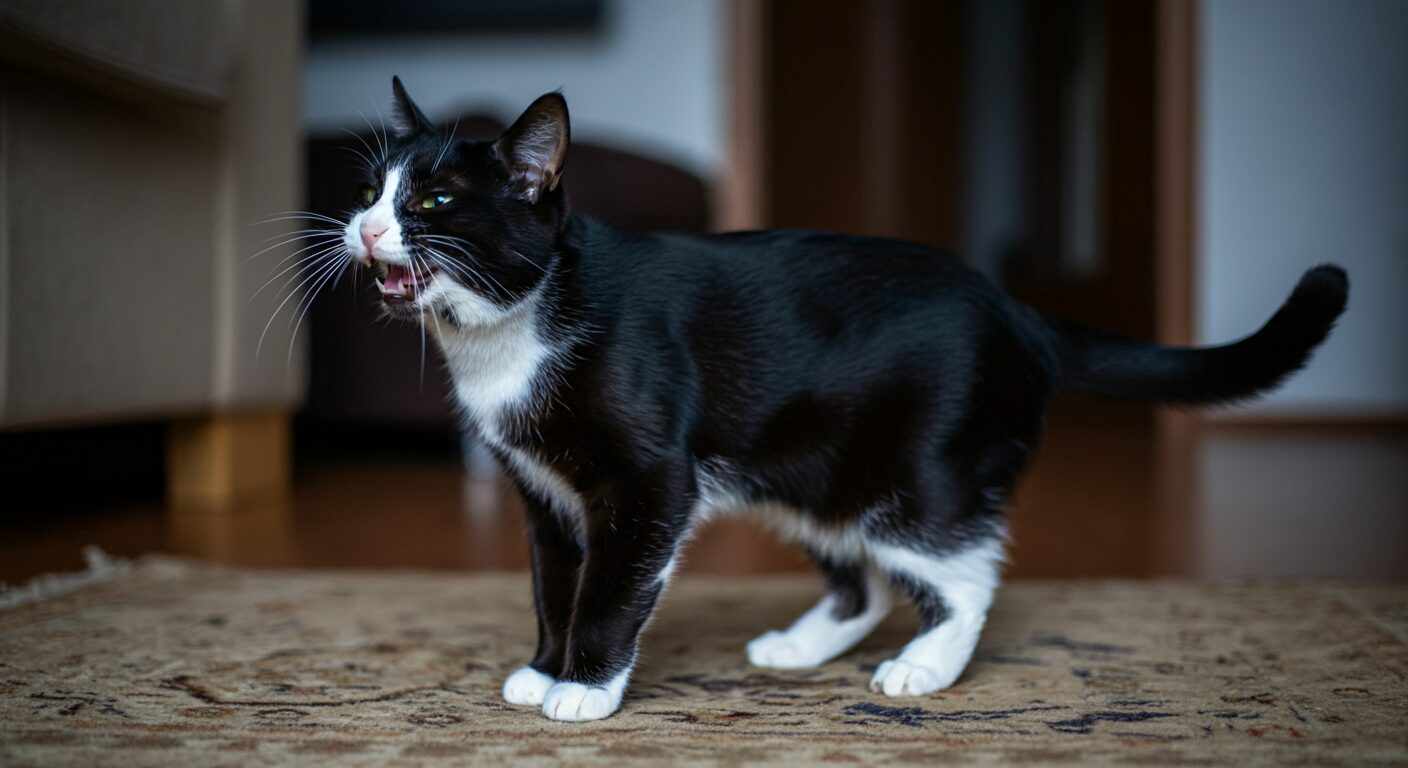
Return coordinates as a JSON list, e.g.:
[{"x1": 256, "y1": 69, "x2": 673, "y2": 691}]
[{"x1": 335, "y1": 78, "x2": 1346, "y2": 721}]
